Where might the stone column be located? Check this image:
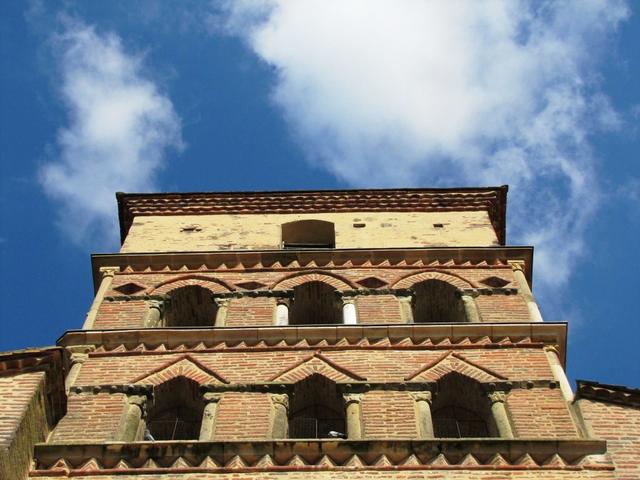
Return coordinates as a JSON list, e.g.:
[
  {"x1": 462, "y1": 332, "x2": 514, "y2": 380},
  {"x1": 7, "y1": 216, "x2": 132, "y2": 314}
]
[
  {"x1": 410, "y1": 391, "x2": 434, "y2": 439},
  {"x1": 214, "y1": 298, "x2": 230, "y2": 327},
  {"x1": 65, "y1": 349, "x2": 90, "y2": 393},
  {"x1": 342, "y1": 300, "x2": 358, "y2": 325},
  {"x1": 544, "y1": 346, "x2": 574, "y2": 402},
  {"x1": 344, "y1": 393, "x2": 364, "y2": 440},
  {"x1": 144, "y1": 299, "x2": 164, "y2": 328},
  {"x1": 274, "y1": 300, "x2": 289, "y2": 326},
  {"x1": 460, "y1": 291, "x2": 482, "y2": 323},
  {"x1": 117, "y1": 395, "x2": 147, "y2": 441},
  {"x1": 82, "y1": 267, "x2": 118, "y2": 329},
  {"x1": 488, "y1": 392, "x2": 514, "y2": 439},
  {"x1": 270, "y1": 393, "x2": 289, "y2": 438},
  {"x1": 199, "y1": 393, "x2": 222, "y2": 440},
  {"x1": 397, "y1": 295, "x2": 414, "y2": 323},
  {"x1": 508, "y1": 261, "x2": 543, "y2": 322}
]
